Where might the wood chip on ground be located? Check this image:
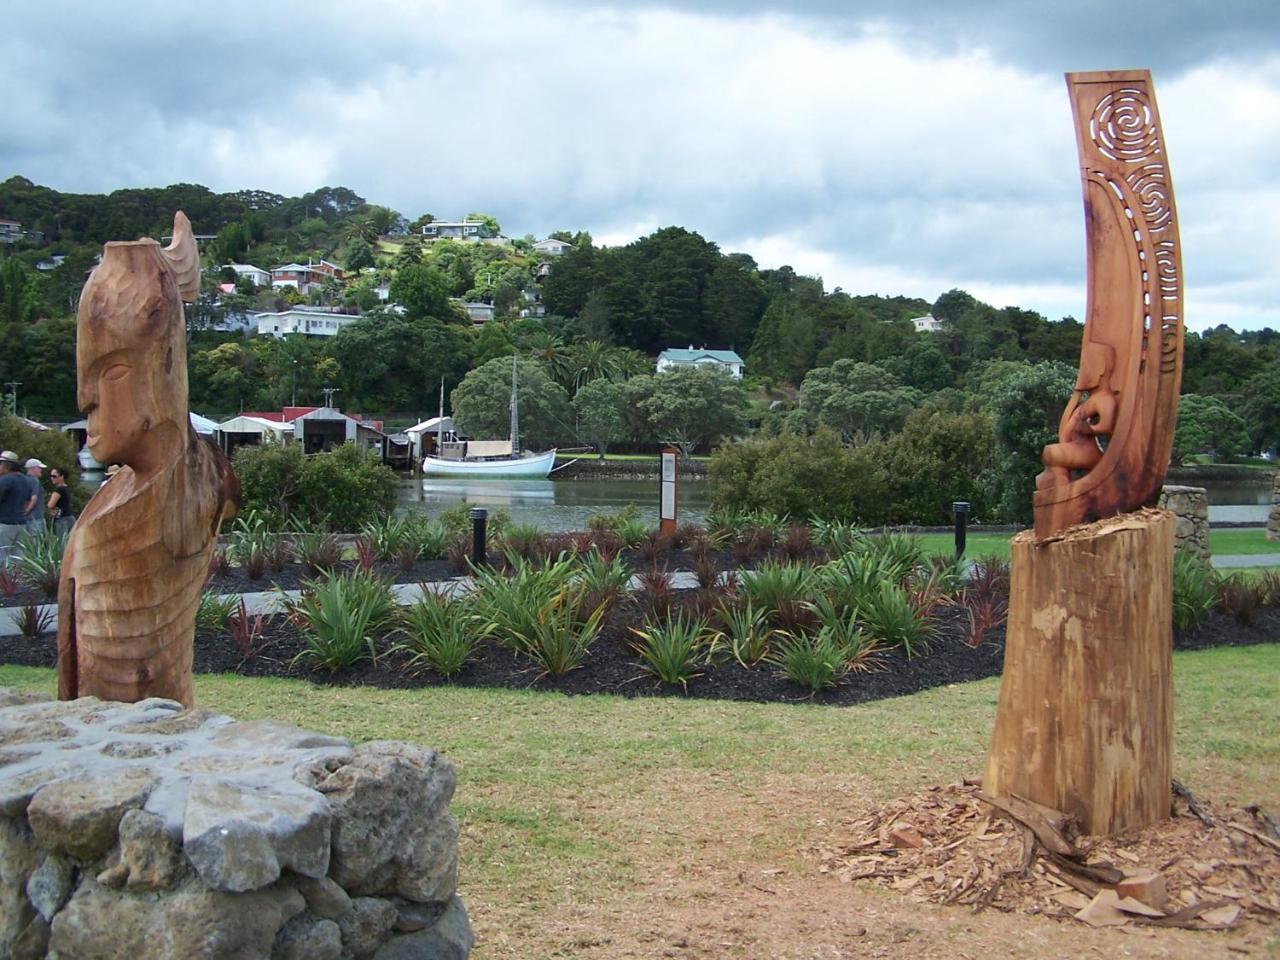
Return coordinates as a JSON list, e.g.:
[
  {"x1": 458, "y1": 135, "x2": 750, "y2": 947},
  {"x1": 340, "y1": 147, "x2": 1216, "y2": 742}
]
[{"x1": 816, "y1": 782, "x2": 1280, "y2": 933}]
